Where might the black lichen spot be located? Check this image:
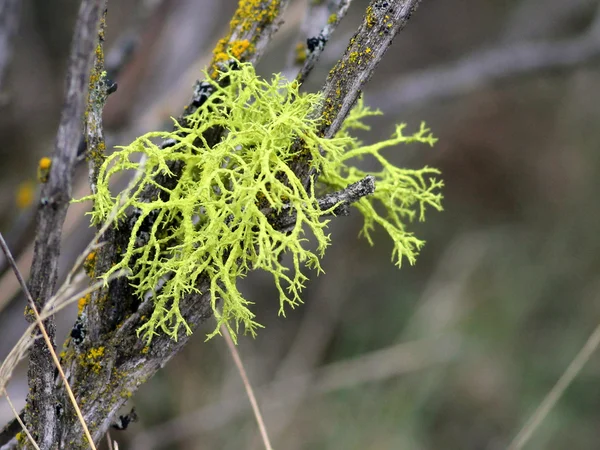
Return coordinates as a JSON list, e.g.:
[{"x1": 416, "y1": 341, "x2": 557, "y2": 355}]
[
  {"x1": 71, "y1": 318, "x2": 87, "y2": 346},
  {"x1": 306, "y1": 34, "x2": 326, "y2": 52}
]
